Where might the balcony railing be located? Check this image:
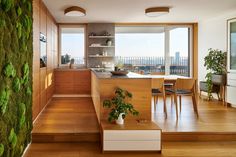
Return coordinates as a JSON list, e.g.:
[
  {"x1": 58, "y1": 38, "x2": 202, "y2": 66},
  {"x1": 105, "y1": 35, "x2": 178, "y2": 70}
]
[{"x1": 115, "y1": 56, "x2": 189, "y2": 76}]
